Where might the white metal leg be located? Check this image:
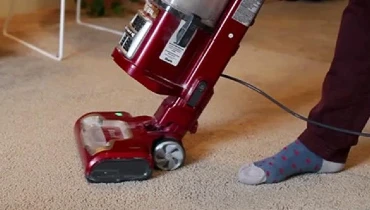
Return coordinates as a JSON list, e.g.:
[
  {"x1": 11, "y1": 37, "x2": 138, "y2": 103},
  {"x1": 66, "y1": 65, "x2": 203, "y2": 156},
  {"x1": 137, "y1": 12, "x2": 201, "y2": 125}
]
[
  {"x1": 2, "y1": 0, "x2": 122, "y2": 61},
  {"x1": 76, "y1": 0, "x2": 123, "y2": 36},
  {"x1": 2, "y1": 0, "x2": 65, "y2": 61}
]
